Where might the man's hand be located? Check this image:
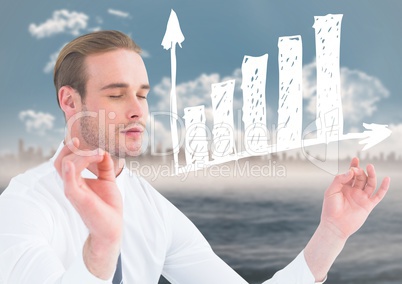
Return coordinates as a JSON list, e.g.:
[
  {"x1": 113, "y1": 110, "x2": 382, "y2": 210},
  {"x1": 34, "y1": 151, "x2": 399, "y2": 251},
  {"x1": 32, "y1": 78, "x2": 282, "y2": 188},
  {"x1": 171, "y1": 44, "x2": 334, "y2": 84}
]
[
  {"x1": 54, "y1": 138, "x2": 123, "y2": 280},
  {"x1": 304, "y1": 157, "x2": 390, "y2": 282},
  {"x1": 320, "y1": 157, "x2": 390, "y2": 240}
]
